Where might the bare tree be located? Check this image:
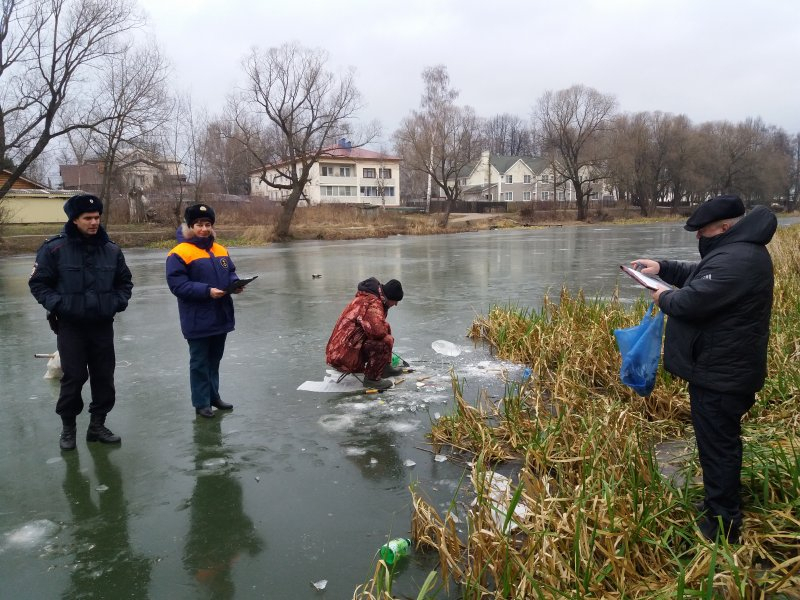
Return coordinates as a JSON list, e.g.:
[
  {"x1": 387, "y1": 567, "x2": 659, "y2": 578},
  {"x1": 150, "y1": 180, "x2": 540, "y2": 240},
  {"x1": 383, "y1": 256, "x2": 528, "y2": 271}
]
[
  {"x1": 157, "y1": 93, "x2": 204, "y2": 224},
  {"x1": 203, "y1": 119, "x2": 256, "y2": 196},
  {"x1": 394, "y1": 65, "x2": 482, "y2": 227},
  {"x1": 535, "y1": 85, "x2": 616, "y2": 221},
  {"x1": 693, "y1": 117, "x2": 791, "y2": 205},
  {"x1": 482, "y1": 113, "x2": 533, "y2": 156},
  {"x1": 609, "y1": 111, "x2": 675, "y2": 216},
  {"x1": 89, "y1": 41, "x2": 172, "y2": 224},
  {"x1": 0, "y1": 0, "x2": 142, "y2": 198},
  {"x1": 231, "y1": 42, "x2": 373, "y2": 240}
]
